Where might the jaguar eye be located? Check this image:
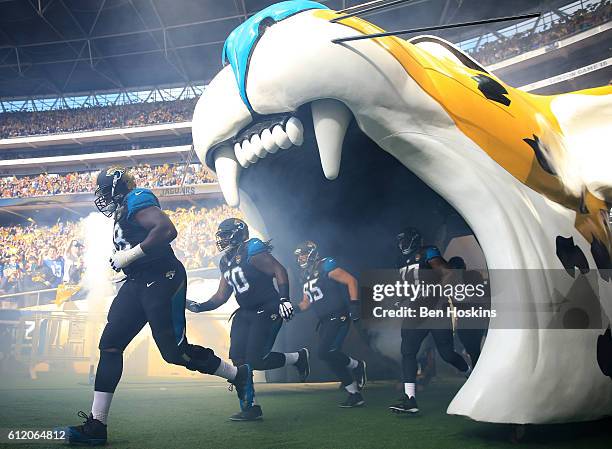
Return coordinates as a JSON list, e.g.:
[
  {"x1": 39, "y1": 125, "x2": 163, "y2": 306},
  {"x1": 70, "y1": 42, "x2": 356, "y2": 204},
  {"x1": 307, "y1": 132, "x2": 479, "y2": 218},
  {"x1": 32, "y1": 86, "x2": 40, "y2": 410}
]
[{"x1": 258, "y1": 17, "x2": 276, "y2": 34}]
